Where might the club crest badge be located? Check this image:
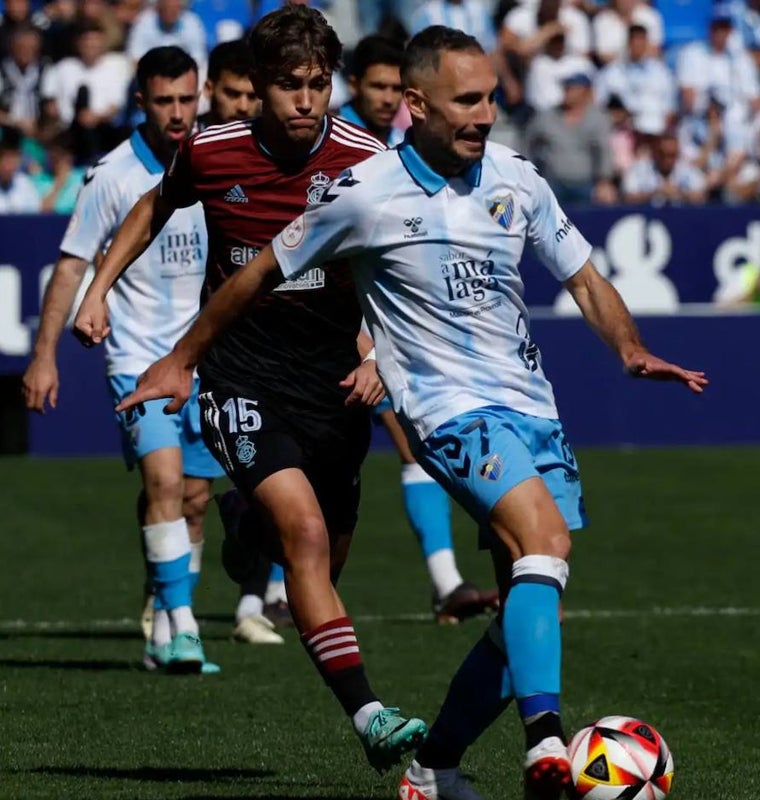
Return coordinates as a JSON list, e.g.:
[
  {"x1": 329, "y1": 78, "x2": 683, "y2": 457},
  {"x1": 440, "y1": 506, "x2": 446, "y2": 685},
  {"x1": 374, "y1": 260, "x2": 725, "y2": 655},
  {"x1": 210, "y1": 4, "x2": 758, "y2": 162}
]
[
  {"x1": 236, "y1": 435, "x2": 256, "y2": 467},
  {"x1": 479, "y1": 454, "x2": 503, "y2": 482},
  {"x1": 486, "y1": 194, "x2": 516, "y2": 231}
]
